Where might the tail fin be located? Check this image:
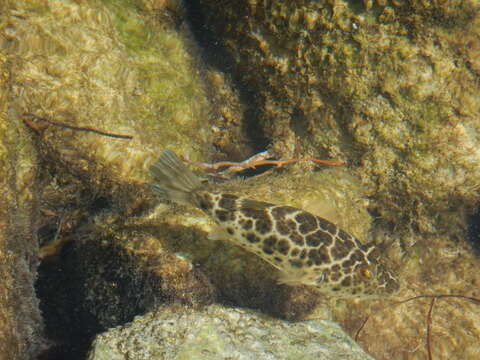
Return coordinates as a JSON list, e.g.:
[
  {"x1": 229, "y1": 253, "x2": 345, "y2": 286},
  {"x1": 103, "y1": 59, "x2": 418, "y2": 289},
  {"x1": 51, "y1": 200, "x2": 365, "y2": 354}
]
[{"x1": 149, "y1": 150, "x2": 203, "y2": 205}]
